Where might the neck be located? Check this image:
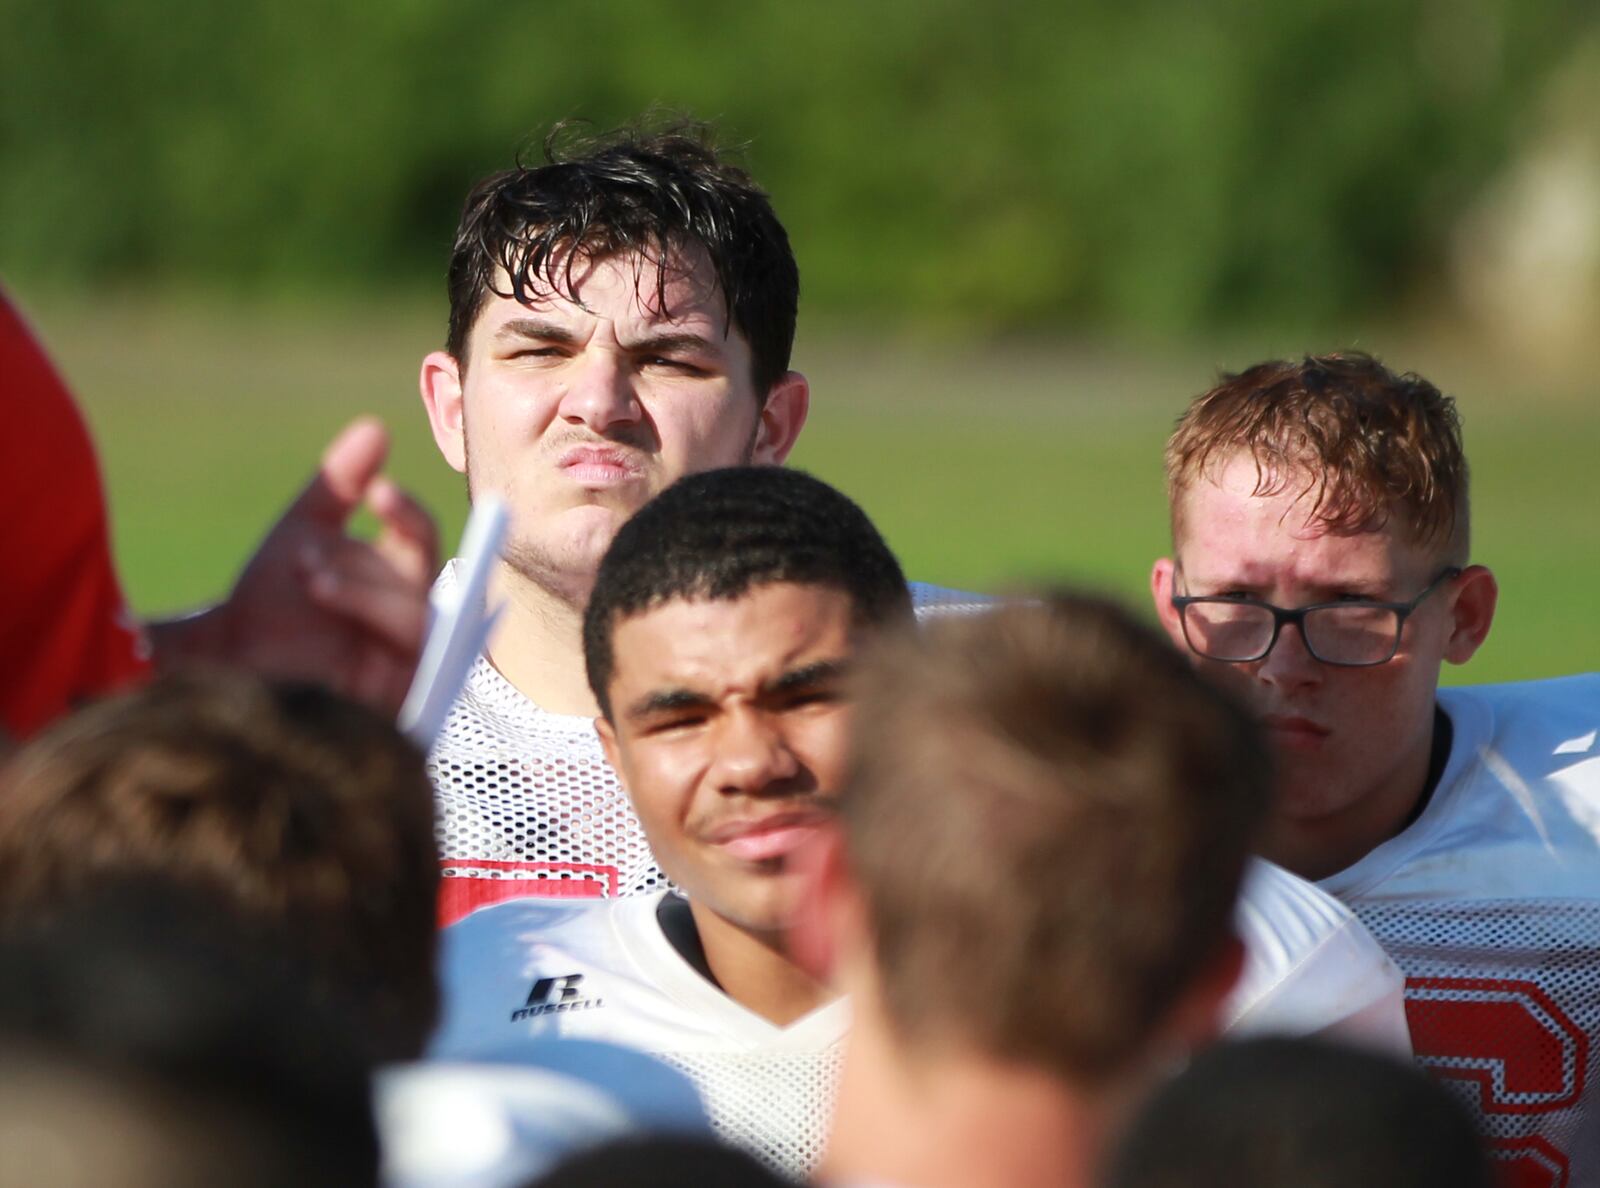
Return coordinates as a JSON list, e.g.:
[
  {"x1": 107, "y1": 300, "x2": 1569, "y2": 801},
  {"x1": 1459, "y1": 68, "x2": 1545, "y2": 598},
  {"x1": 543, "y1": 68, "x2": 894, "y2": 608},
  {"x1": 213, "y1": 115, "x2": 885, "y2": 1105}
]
[
  {"x1": 823, "y1": 1004, "x2": 1124, "y2": 1188},
  {"x1": 1263, "y1": 704, "x2": 1445, "y2": 881},
  {"x1": 484, "y1": 561, "x2": 598, "y2": 717},
  {"x1": 687, "y1": 899, "x2": 834, "y2": 1027}
]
